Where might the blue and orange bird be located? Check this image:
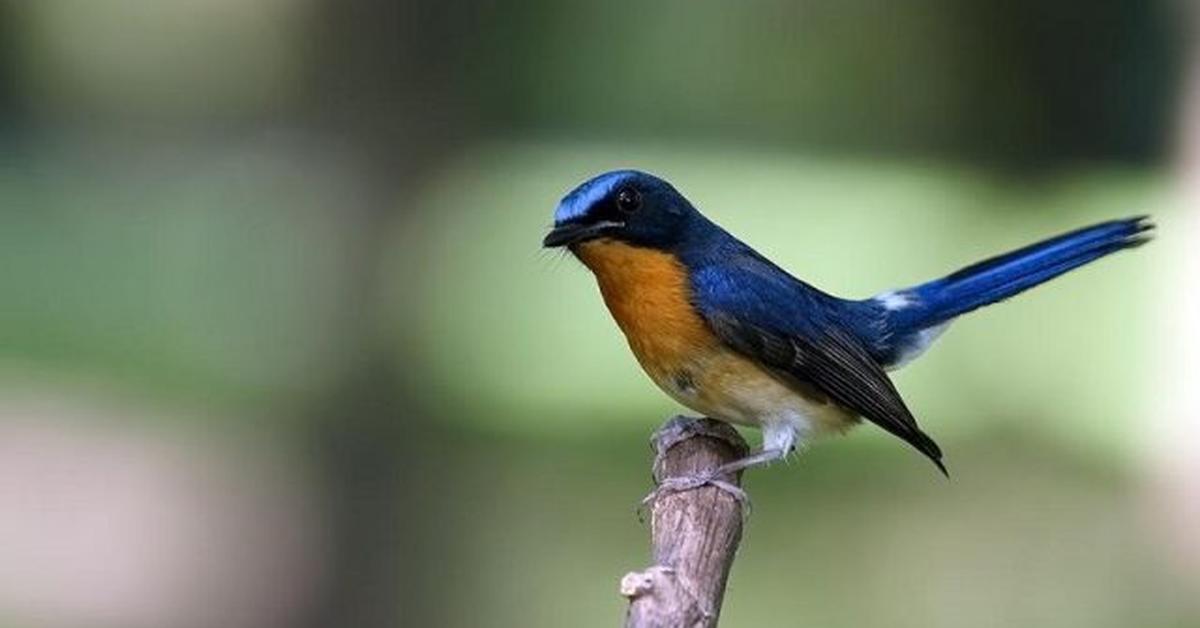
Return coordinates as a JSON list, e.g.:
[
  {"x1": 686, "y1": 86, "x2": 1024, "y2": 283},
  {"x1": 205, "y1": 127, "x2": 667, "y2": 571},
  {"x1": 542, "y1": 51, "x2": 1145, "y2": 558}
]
[{"x1": 543, "y1": 170, "x2": 1152, "y2": 485}]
